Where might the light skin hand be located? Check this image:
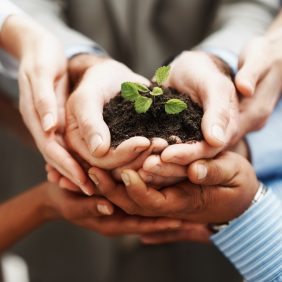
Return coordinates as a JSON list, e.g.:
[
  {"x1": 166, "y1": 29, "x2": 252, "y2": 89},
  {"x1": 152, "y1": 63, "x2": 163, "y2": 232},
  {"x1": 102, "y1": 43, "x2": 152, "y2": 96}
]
[
  {"x1": 0, "y1": 15, "x2": 94, "y2": 196},
  {"x1": 235, "y1": 35, "x2": 282, "y2": 135},
  {"x1": 89, "y1": 151, "x2": 259, "y2": 224},
  {"x1": 139, "y1": 139, "x2": 250, "y2": 186},
  {"x1": 159, "y1": 51, "x2": 239, "y2": 166}
]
